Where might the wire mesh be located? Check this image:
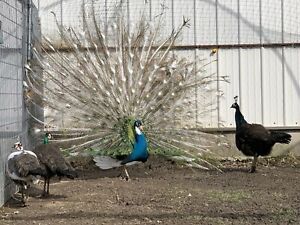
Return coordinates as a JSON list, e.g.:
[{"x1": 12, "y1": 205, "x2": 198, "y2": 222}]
[
  {"x1": 0, "y1": 0, "x2": 31, "y2": 206},
  {"x1": 35, "y1": 0, "x2": 300, "y2": 46},
  {"x1": 32, "y1": 0, "x2": 300, "y2": 130}
]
